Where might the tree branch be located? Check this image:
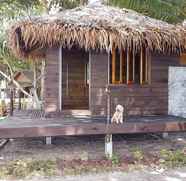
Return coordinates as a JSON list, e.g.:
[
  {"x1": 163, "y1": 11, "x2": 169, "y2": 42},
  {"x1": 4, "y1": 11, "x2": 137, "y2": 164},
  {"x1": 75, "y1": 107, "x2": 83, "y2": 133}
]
[{"x1": 0, "y1": 70, "x2": 32, "y2": 98}]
